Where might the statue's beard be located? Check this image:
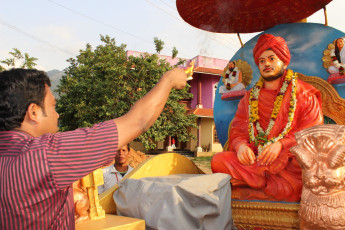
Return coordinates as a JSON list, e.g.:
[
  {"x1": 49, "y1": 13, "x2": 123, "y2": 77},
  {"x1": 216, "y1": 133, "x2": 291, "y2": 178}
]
[
  {"x1": 262, "y1": 66, "x2": 285, "y2": 82},
  {"x1": 229, "y1": 67, "x2": 234, "y2": 72}
]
